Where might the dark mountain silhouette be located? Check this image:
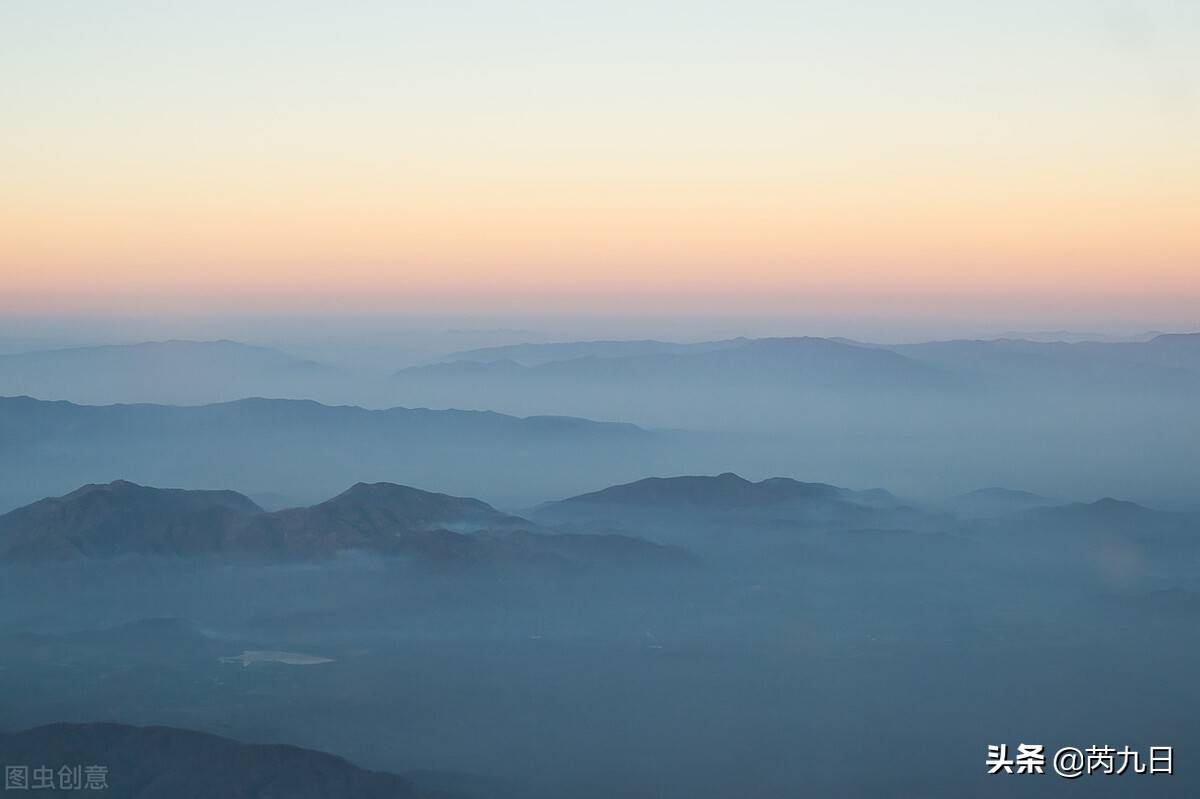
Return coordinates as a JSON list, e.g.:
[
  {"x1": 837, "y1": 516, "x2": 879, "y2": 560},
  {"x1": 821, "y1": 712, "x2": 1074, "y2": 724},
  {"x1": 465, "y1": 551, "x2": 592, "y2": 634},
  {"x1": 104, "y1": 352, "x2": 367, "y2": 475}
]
[
  {"x1": 532, "y1": 473, "x2": 913, "y2": 536},
  {"x1": 0, "y1": 722, "x2": 435, "y2": 798},
  {"x1": 0, "y1": 480, "x2": 683, "y2": 566},
  {"x1": 550, "y1": 473, "x2": 859, "y2": 507},
  {"x1": 541, "y1": 472, "x2": 899, "y2": 511},
  {"x1": 230, "y1": 482, "x2": 537, "y2": 560},
  {"x1": 947, "y1": 487, "x2": 1057, "y2": 517},
  {"x1": 528, "y1": 473, "x2": 953, "y2": 564},
  {"x1": 0, "y1": 481, "x2": 263, "y2": 560},
  {"x1": 313, "y1": 481, "x2": 526, "y2": 527},
  {"x1": 0, "y1": 396, "x2": 657, "y2": 513},
  {"x1": 0, "y1": 340, "x2": 337, "y2": 406}
]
